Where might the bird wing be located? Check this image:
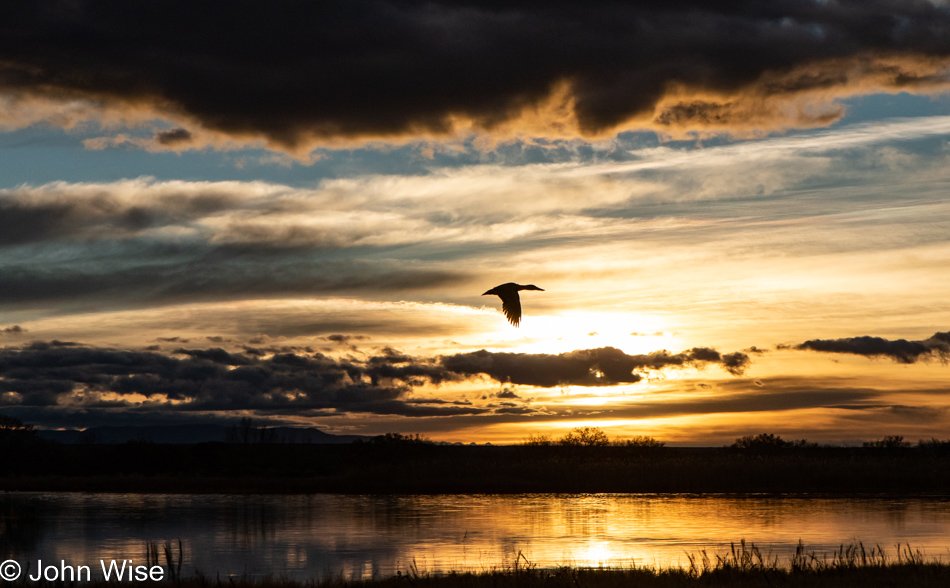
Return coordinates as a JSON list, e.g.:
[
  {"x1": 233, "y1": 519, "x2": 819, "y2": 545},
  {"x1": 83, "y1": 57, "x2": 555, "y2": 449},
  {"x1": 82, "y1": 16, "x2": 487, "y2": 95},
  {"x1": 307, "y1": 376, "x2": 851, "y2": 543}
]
[{"x1": 499, "y1": 291, "x2": 522, "y2": 327}]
